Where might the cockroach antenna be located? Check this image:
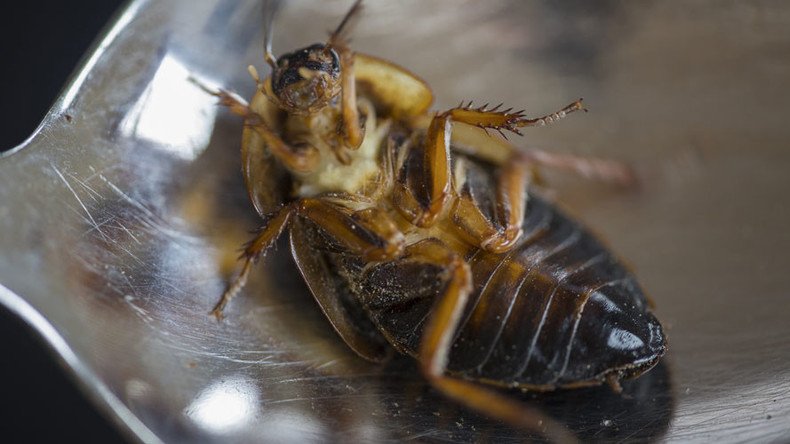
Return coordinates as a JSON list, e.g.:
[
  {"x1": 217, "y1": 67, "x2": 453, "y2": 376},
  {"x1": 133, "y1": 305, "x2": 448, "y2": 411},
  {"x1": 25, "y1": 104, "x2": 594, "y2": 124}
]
[
  {"x1": 262, "y1": 0, "x2": 282, "y2": 70},
  {"x1": 329, "y1": 0, "x2": 364, "y2": 48}
]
